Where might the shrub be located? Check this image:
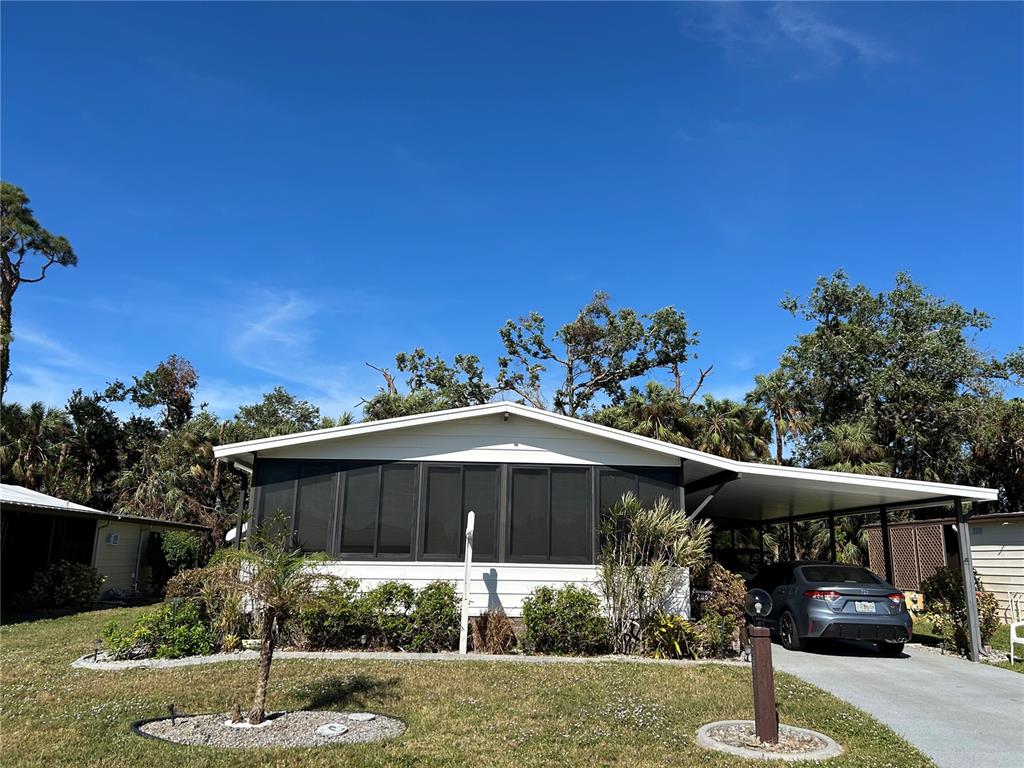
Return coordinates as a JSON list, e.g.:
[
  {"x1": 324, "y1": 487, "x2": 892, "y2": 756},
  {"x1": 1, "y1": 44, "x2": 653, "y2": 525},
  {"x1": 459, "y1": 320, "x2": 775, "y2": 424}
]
[
  {"x1": 103, "y1": 601, "x2": 216, "y2": 660},
  {"x1": 14, "y1": 561, "x2": 104, "y2": 610},
  {"x1": 148, "y1": 530, "x2": 203, "y2": 595},
  {"x1": 650, "y1": 610, "x2": 738, "y2": 660},
  {"x1": 598, "y1": 493, "x2": 712, "y2": 654},
  {"x1": 693, "y1": 563, "x2": 747, "y2": 625},
  {"x1": 166, "y1": 566, "x2": 250, "y2": 643},
  {"x1": 408, "y1": 580, "x2": 459, "y2": 652},
  {"x1": 651, "y1": 613, "x2": 701, "y2": 659},
  {"x1": 522, "y1": 585, "x2": 608, "y2": 655},
  {"x1": 361, "y1": 581, "x2": 416, "y2": 649},
  {"x1": 471, "y1": 609, "x2": 517, "y2": 654},
  {"x1": 294, "y1": 578, "x2": 366, "y2": 650},
  {"x1": 921, "y1": 566, "x2": 1000, "y2": 654}
]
